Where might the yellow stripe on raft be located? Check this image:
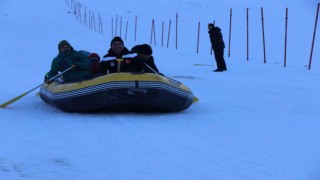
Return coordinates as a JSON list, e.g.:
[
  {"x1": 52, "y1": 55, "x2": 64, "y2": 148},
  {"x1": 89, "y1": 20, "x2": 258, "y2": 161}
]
[{"x1": 42, "y1": 73, "x2": 192, "y2": 93}]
